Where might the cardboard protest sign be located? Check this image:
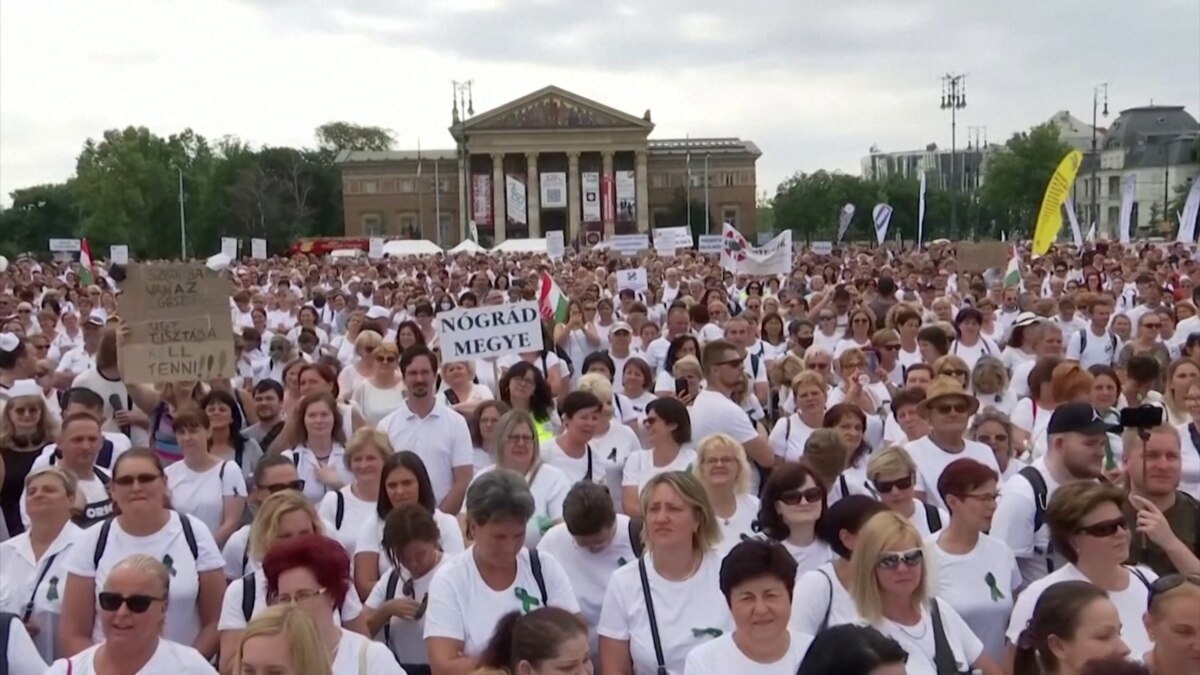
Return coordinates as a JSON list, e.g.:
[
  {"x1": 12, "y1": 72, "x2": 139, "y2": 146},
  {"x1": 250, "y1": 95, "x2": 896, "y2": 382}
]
[
  {"x1": 118, "y1": 263, "x2": 236, "y2": 384},
  {"x1": 956, "y1": 242, "x2": 1010, "y2": 273},
  {"x1": 698, "y1": 235, "x2": 723, "y2": 253},
  {"x1": 437, "y1": 301, "x2": 544, "y2": 363}
]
